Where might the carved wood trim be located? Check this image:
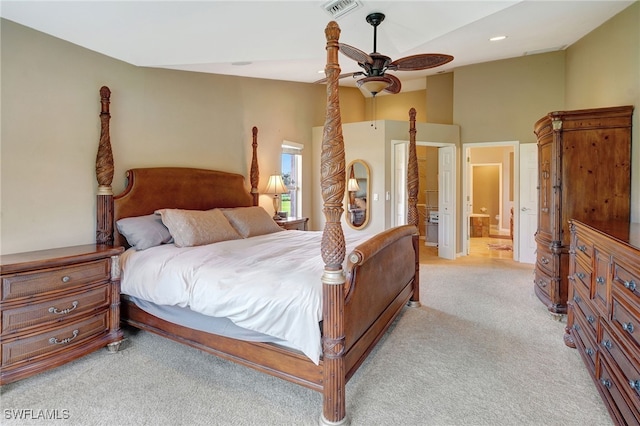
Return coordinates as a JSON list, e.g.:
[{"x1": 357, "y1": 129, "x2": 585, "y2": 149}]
[
  {"x1": 96, "y1": 86, "x2": 114, "y2": 245},
  {"x1": 250, "y1": 126, "x2": 259, "y2": 206},
  {"x1": 407, "y1": 108, "x2": 420, "y2": 307},
  {"x1": 407, "y1": 108, "x2": 418, "y2": 227},
  {"x1": 320, "y1": 20, "x2": 347, "y2": 426}
]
